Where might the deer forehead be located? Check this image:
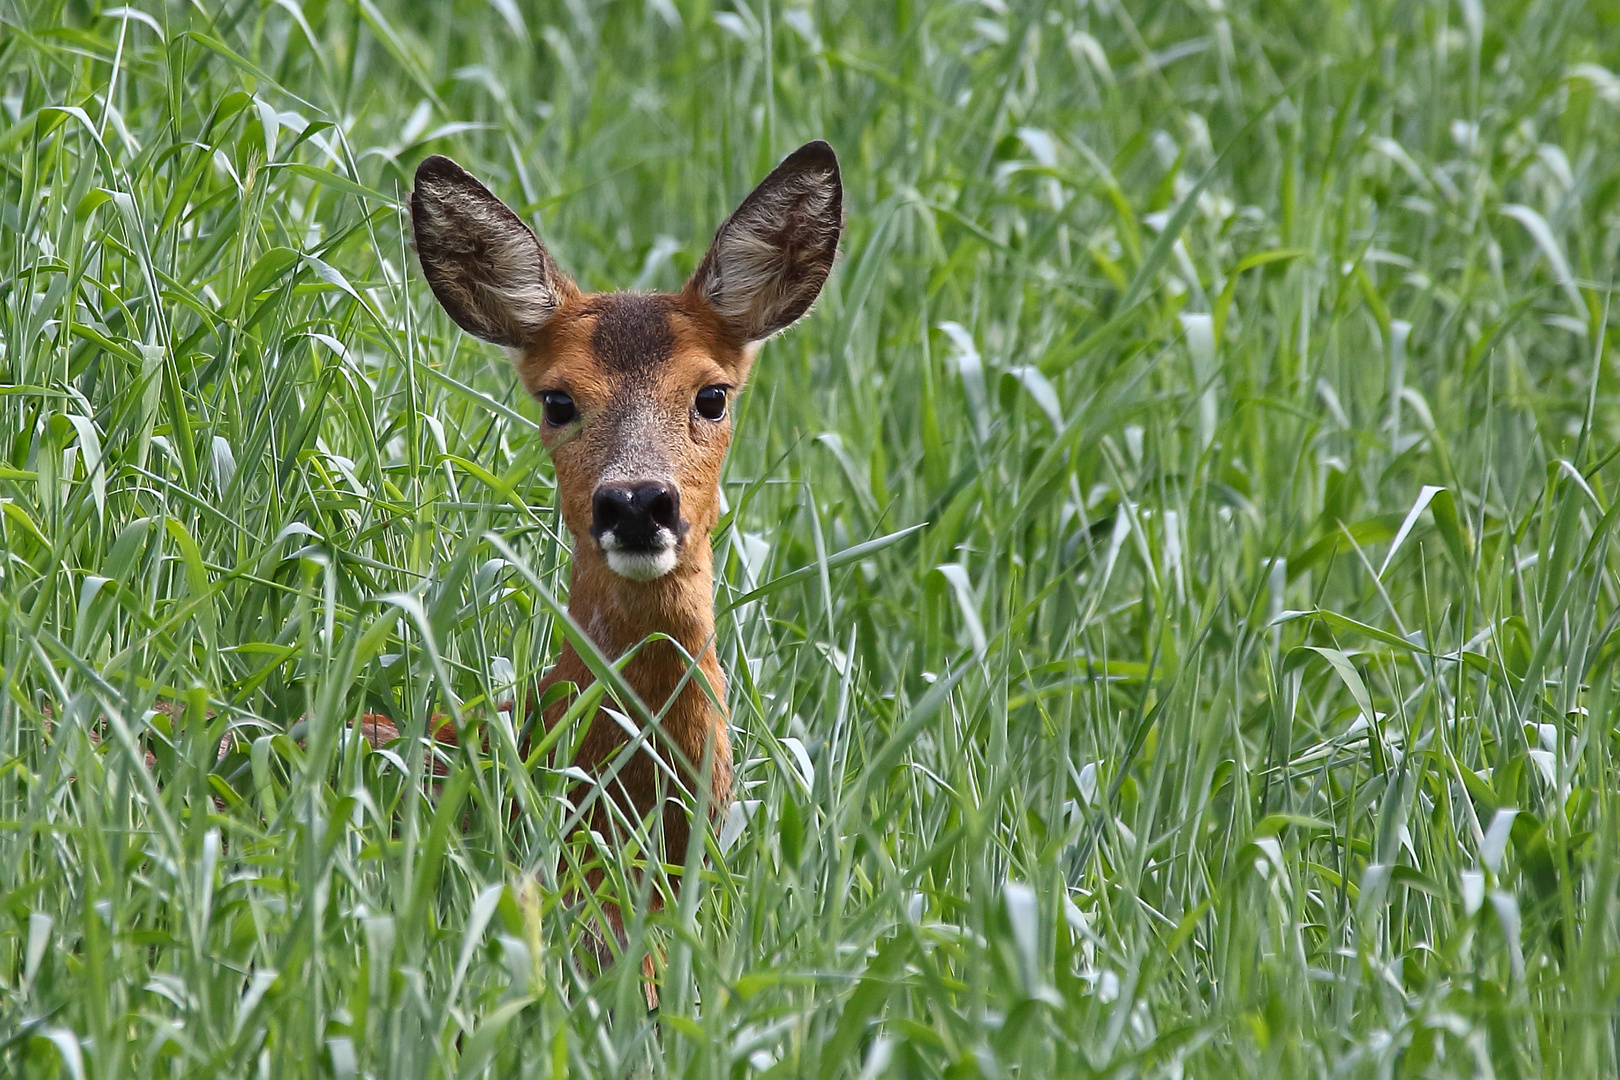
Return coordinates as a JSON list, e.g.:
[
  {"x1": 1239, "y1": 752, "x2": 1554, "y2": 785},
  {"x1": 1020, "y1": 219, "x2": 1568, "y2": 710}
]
[{"x1": 523, "y1": 293, "x2": 738, "y2": 388}]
